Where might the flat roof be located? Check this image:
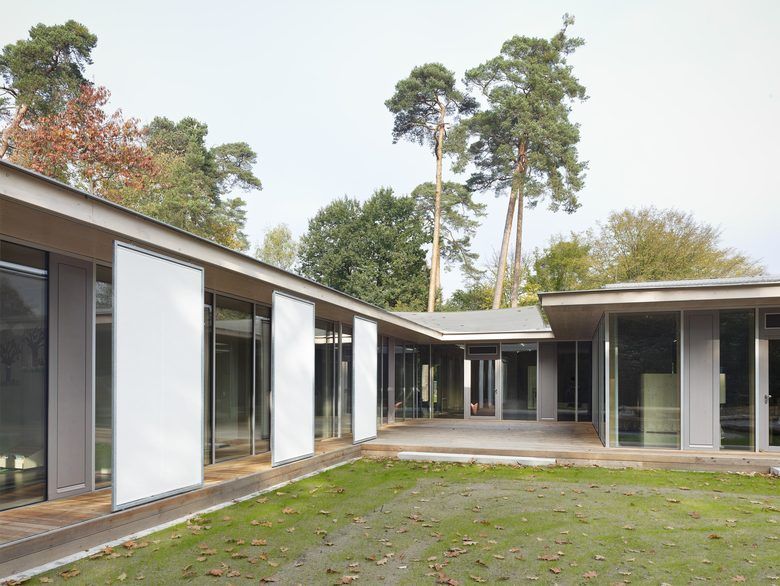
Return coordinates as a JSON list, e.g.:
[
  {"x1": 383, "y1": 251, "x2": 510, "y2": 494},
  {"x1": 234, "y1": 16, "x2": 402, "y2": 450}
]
[{"x1": 395, "y1": 307, "x2": 552, "y2": 341}]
